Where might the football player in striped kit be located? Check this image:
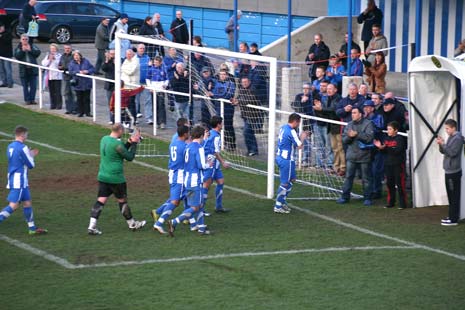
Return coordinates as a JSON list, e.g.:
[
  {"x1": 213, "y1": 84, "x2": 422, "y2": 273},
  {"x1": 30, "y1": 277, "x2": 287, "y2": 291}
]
[
  {"x1": 0, "y1": 126, "x2": 47, "y2": 234},
  {"x1": 152, "y1": 125, "x2": 190, "y2": 234},
  {"x1": 274, "y1": 113, "x2": 308, "y2": 214},
  {"x1": 168, "y1": 125, "x2": 213, "y2": 236}
]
